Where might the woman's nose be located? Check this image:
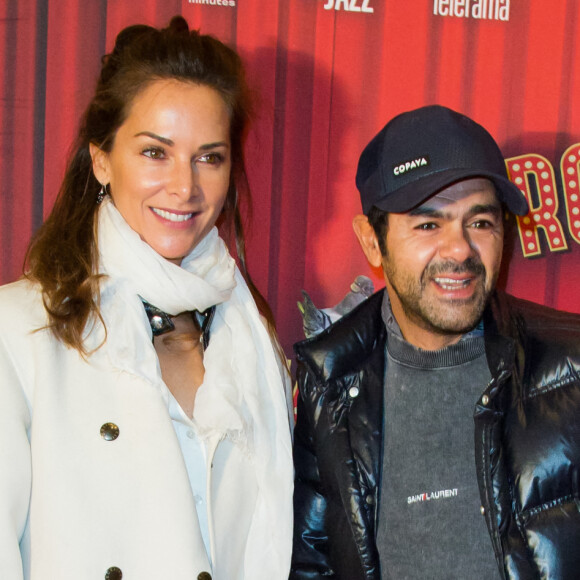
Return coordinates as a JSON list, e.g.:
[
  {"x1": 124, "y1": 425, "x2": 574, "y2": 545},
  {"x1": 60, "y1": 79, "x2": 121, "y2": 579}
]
[{"x1": 170, "y1": 160, "x2": 199, "y2": 199}]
